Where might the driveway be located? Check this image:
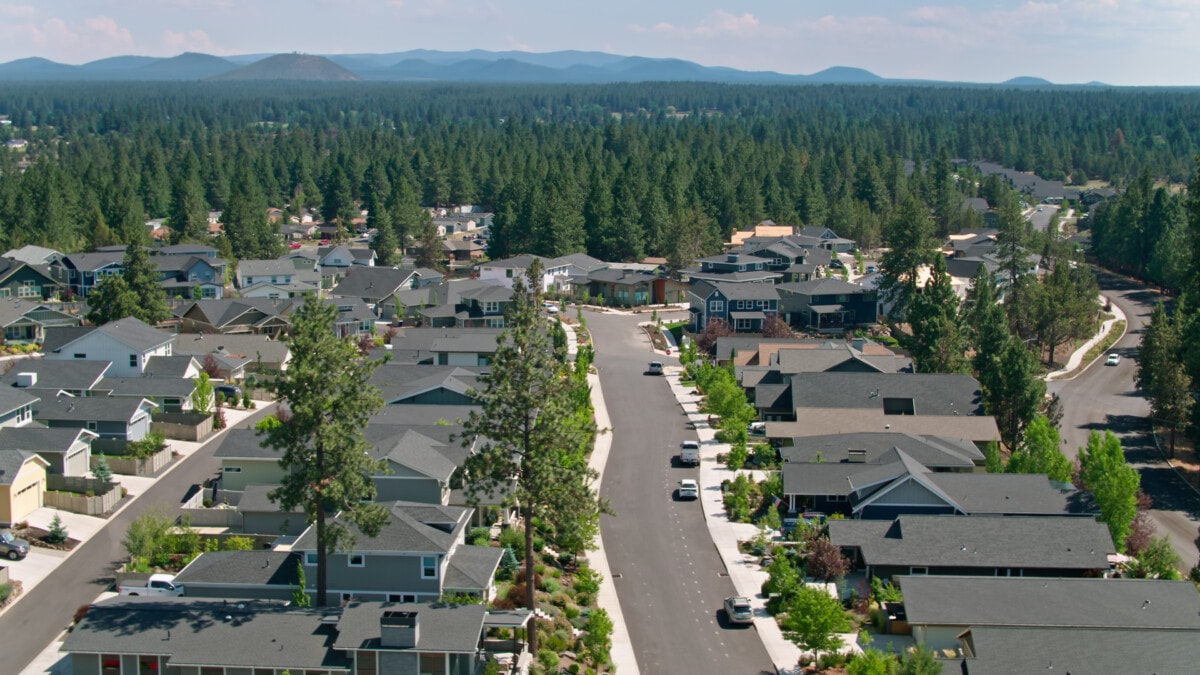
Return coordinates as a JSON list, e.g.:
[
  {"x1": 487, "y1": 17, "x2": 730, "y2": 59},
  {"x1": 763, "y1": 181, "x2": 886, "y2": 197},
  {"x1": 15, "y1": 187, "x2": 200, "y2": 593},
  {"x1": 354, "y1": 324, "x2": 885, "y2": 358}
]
[
  {"x1": 588, "y1": 310, "x2": 775, "y2": 674},
  {"x1": 1048, "y1": 270, "x2": 1199, "y2": 569},
  {"x1": 1, "y1": 404, "x2": 277, "y2": 674}
]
